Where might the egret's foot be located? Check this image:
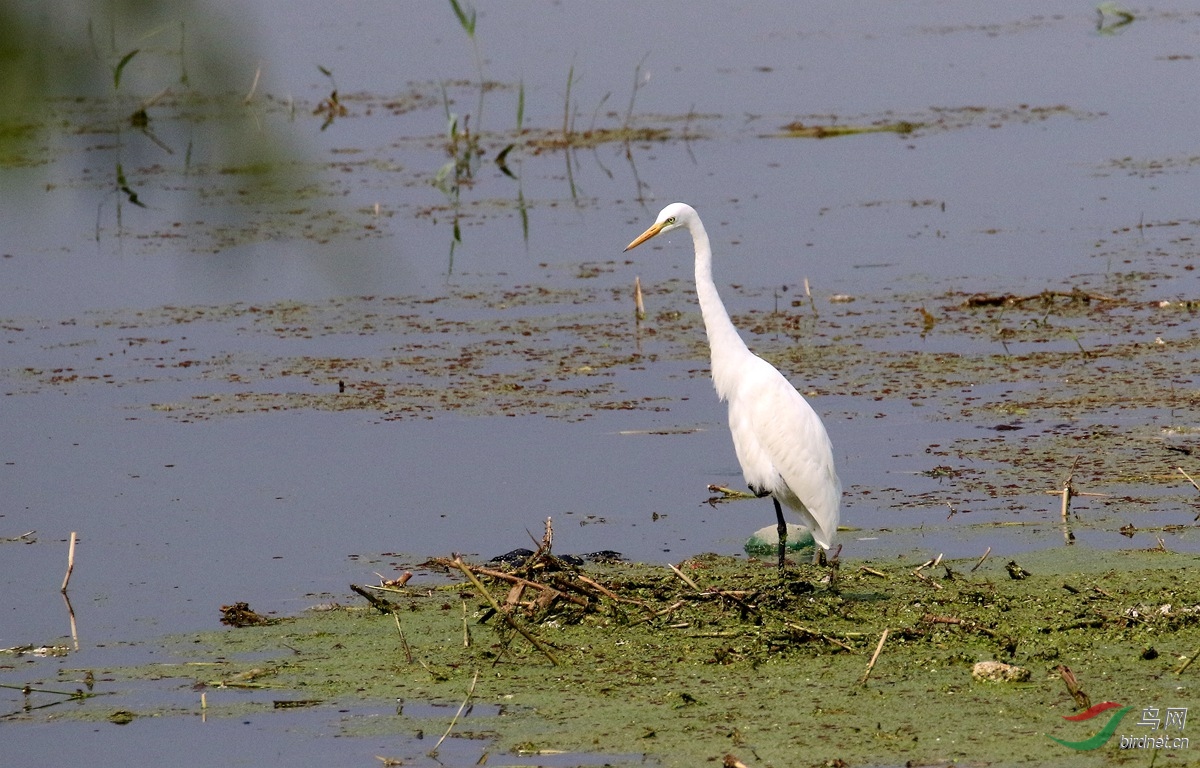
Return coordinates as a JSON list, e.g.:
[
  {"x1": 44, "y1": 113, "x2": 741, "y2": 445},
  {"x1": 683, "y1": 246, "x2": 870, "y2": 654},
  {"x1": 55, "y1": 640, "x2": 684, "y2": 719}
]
[
  {"x1": 825, "y1": 544, "x2": 843, "y2": 594},
  {"x1": 827, "y1": 558, "x2": 841, "y2": 594}
]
